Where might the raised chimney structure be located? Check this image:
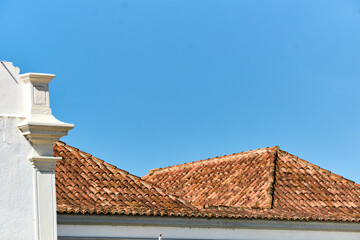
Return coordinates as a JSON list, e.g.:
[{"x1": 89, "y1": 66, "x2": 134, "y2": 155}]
[{"x1": 0, "y1": 62, "x2": 73, "y2": 239}]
